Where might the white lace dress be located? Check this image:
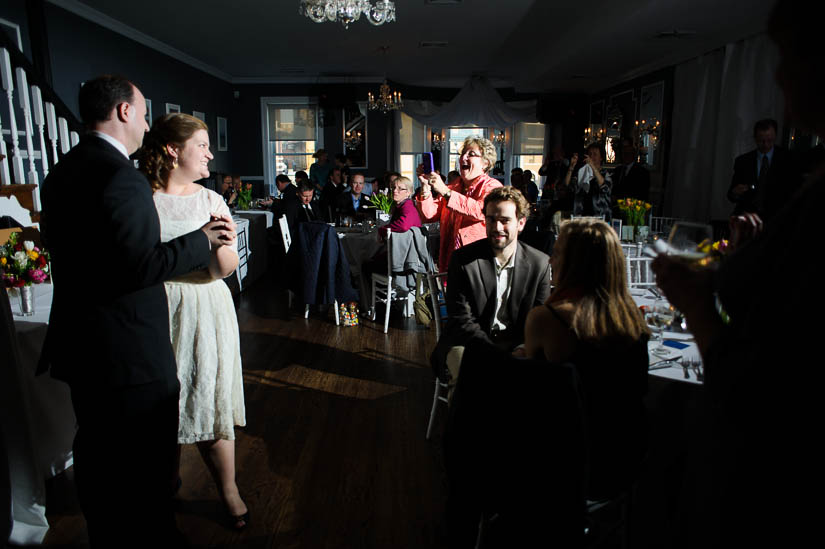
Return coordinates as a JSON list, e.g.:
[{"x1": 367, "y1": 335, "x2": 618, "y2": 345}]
[{"x1": 153, "y1": 187, "x2": 246, "y2": 443}]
